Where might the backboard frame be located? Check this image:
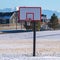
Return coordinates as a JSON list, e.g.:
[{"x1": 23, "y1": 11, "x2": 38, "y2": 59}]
[
  {"x1": 18, "y1": 7, "x2": 42, "y2": 22},
  {"x1": 26, "y1": 13, "x2": 34, "y2": 21}
]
